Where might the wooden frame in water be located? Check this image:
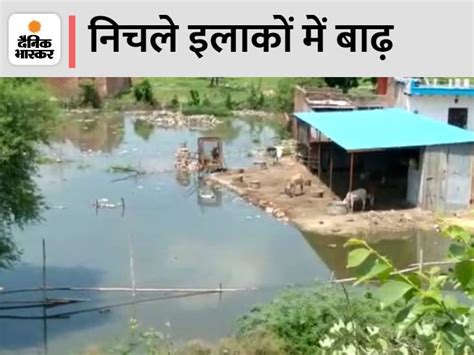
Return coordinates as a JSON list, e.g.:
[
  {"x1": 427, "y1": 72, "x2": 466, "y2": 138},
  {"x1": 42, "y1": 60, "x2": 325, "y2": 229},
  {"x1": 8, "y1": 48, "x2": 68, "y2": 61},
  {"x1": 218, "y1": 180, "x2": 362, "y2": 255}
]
[{"x1": 197, "y1": 137, "x2": 224, "y2": 173}]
